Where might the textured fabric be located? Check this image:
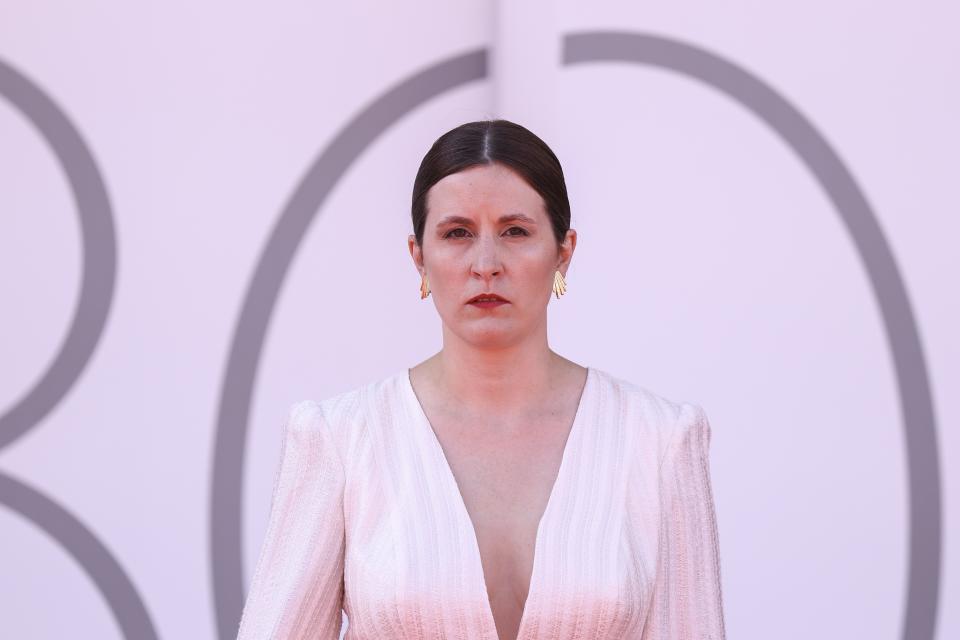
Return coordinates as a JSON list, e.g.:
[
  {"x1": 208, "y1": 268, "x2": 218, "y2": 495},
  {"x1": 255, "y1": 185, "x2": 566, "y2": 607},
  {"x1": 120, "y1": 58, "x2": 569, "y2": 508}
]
[{"x1": 236, "y1": 366, "x2": 726, "y2": 639}]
